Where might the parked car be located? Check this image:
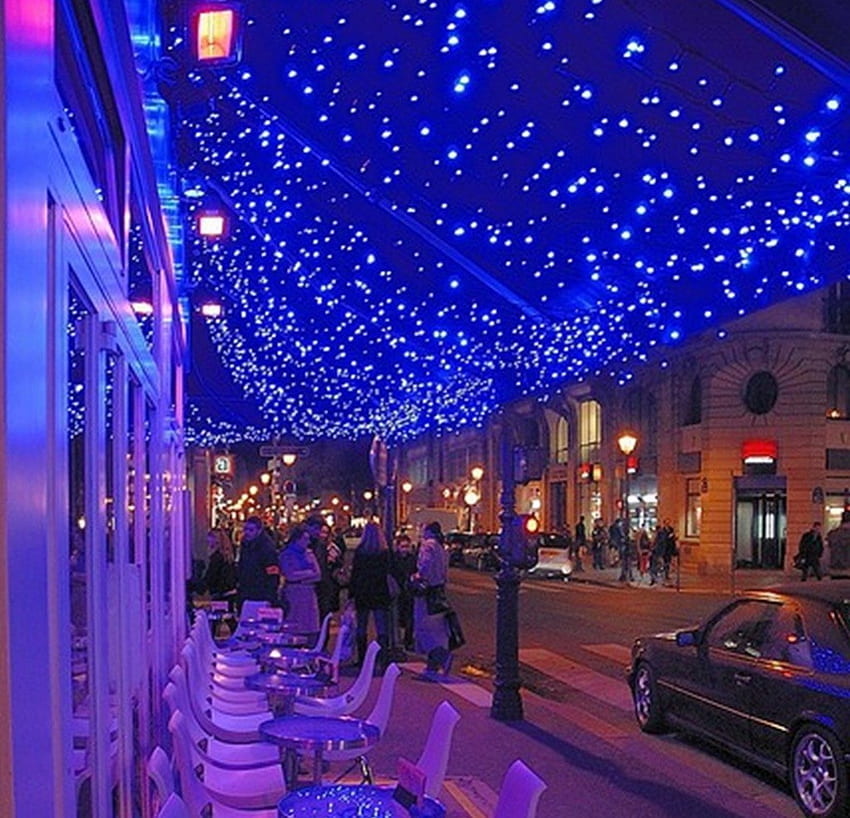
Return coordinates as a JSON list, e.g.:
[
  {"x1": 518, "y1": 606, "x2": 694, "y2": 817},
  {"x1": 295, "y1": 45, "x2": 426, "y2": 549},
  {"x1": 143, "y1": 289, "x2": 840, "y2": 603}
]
[
  {"x1": 460, "y1": 533, "x2": 500, "y2": 572},
  {"x1": 444, "y1": 531, "x2": 471, "y2": 566},
  {"x1": 526, "y1": 532, "x2": 573, "y2": 580},
  {"x1": 626, "y1": 582, "x2": 850, "y2": 818}
]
